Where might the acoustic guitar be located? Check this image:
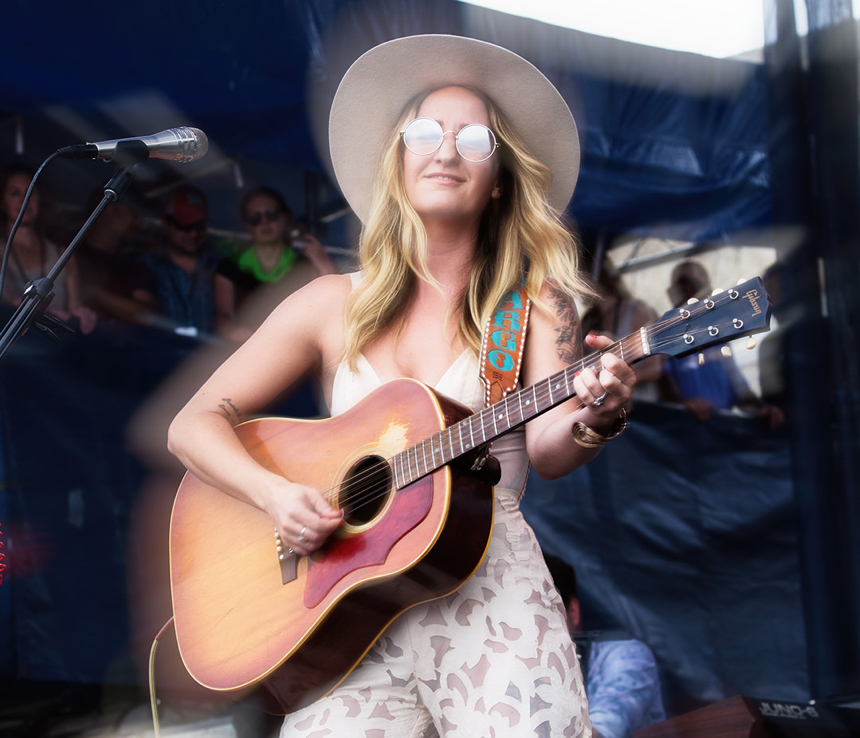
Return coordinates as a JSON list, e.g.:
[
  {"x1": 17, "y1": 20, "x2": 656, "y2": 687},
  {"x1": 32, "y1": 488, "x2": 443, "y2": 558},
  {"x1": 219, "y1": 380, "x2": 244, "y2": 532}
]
[{"x1": 169, "y1": 276, "x2": 772, "y2": 712}]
